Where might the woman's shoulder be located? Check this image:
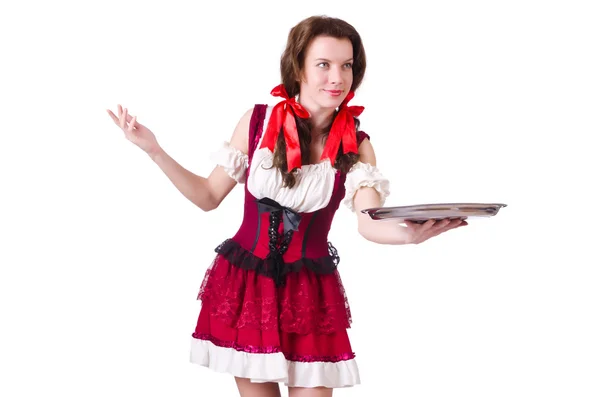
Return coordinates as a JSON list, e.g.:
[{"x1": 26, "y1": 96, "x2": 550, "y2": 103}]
[
  {"x1": 357, "y1": 130, "x2": 370, "y2": 144},
  {"x1": 224, "y1": 105, "x2": 268, "y2": 153}
]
